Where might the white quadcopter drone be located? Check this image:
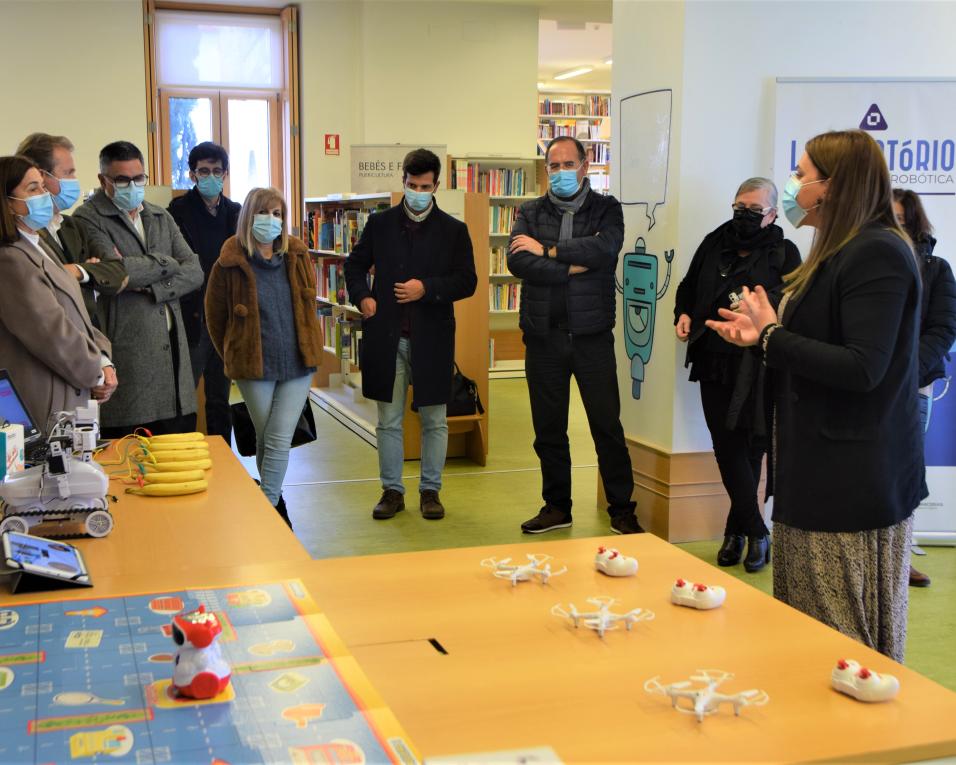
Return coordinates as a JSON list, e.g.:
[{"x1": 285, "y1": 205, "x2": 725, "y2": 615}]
[
  {"x1": 480, "y1": 553, "x2": 567, "y2": 586},
  {"x1": 831, "y1": 659, "x2": 899, "y2": 702},
  {"x1": 644, "y1": 669, "x2": 769, "y2": 723},
  {"x1": 551, "y1": 596, "x2": 654, "y2": 638}
]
